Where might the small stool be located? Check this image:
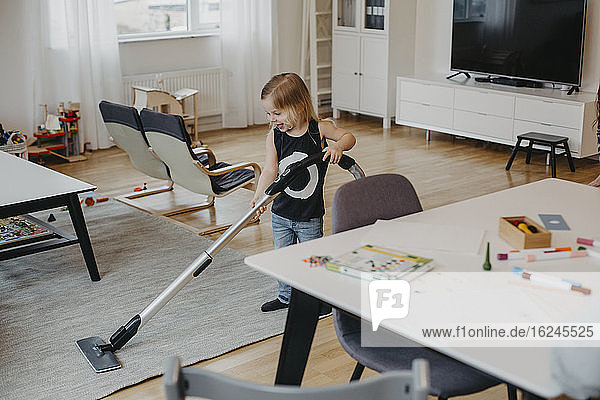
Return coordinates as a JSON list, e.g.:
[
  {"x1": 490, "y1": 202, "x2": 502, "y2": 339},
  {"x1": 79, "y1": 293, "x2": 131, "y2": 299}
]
[{"x1": 505, "y1": 132, "x2": 575, "y2": 178}]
